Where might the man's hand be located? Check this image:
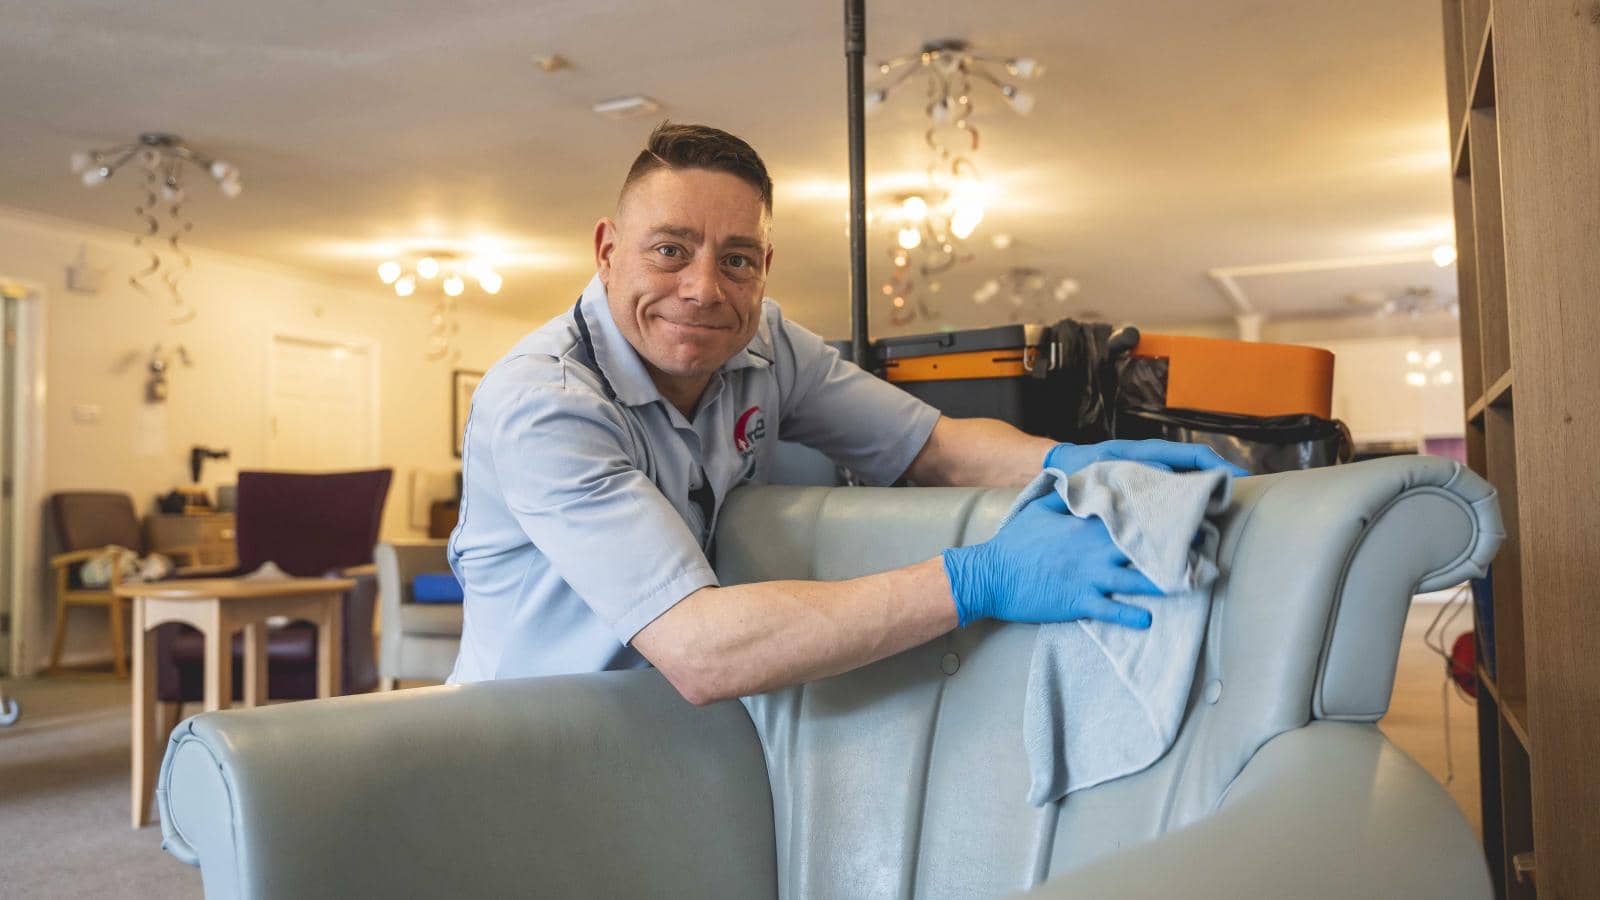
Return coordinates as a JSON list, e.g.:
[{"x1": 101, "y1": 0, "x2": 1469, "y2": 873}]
[
  {"x1": 1044, "y1": 439, "x2": 1248, "y2": 478},
  {"x1": 942, "y1": 491, "x2": 1161, "y2": 630}
]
